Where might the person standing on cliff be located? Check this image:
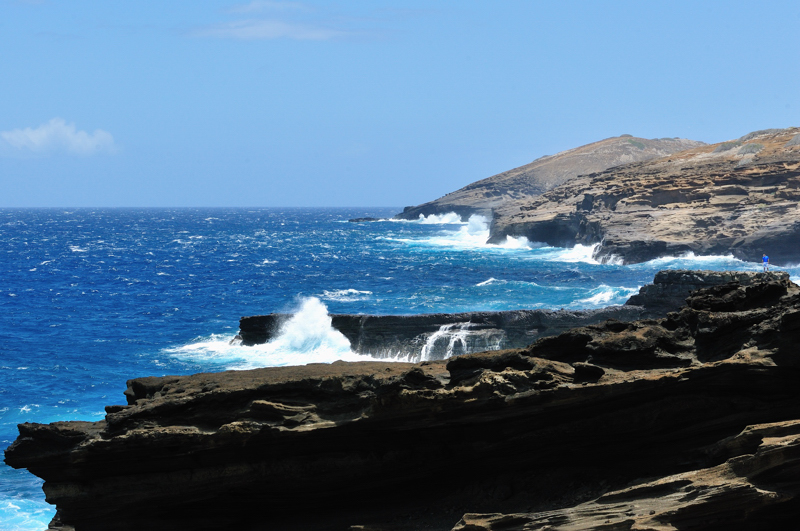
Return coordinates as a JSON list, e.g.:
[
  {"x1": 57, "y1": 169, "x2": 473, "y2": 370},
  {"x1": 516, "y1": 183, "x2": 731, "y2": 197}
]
[{"x1": 763, "y1": 254, "x2": 769, "y2": 272}]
